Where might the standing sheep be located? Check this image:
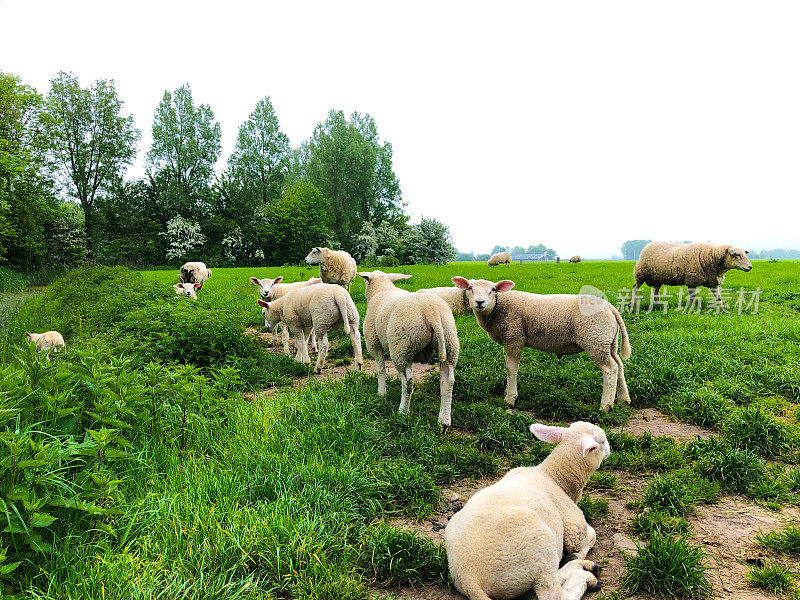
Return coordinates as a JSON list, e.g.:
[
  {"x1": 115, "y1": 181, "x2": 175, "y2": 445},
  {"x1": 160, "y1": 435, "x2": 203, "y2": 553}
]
[
  {"x1": 358, "y1": 270, "x2": 460, "y2": 433},
  {"x1": 569, "y1": 256, "x2": 581, "y2": 263},
  {"x1": 179, "y1": 261, "x2": 212, "y2": 289},
  {"x1": 257, "y1": 283, "x2": 363, "y2": 373},
  {"x1": 488, "y1": 251, "x2": 511, "y2": 267},
  {"x1": 174, "y1": 282, "x2": 201, "y2": 299},
  {"x1": 250, "y1": 275, "x2": 322, "y2": 348},
  {"x1": 416, "y1": 286, "x2": 470, "y2": 314},
  {"x1": 304, "y1": 247, "x2": 357, "y2": 290},
  {"x1": 445, "y1": 421, "x2": 608, "y2": 600},
  {"x1": 25, "y1": 331, "x2": 66, "y2": 354},
  {"x1": 452, "y1": 277, "x2": 631, "y2": 412},
  {"x1": 631, "y1": 241, "x2": 752, "y2": 308}
]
